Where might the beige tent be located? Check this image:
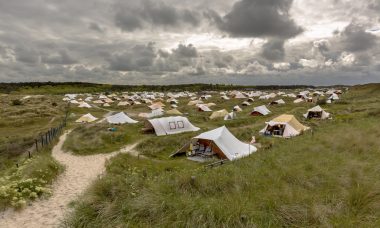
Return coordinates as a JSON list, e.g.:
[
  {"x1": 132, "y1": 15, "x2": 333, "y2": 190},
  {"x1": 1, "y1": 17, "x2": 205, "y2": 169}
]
[
  {"x1": 209, "y1": 109, "x2": 229, "y2": 120},
  {"x1": 260, "y1": 114, "x2": 309, "y2": 138},
  {"x1": 75, "y1": 113, "x2": 98, "y2": 123}
]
